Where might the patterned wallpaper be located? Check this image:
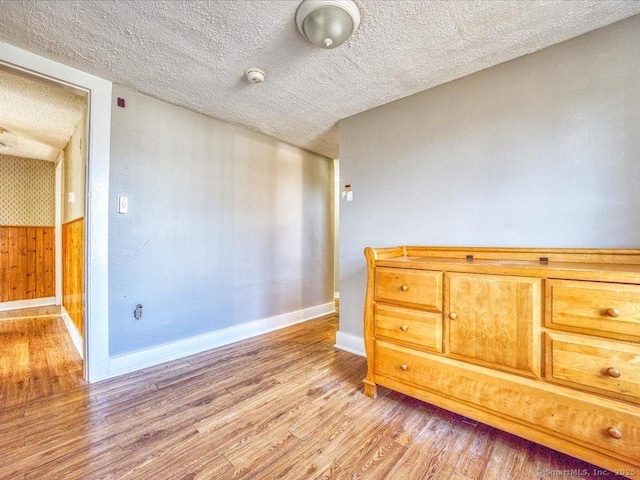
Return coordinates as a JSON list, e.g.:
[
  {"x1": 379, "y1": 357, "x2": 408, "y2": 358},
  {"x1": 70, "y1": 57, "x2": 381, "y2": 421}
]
[
  {"x1": 0, "y1": 154, "x2": 55, "y2": 226},
  {"x1": 63, "y1": 107, "x2": 87, "y2": 223}
]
